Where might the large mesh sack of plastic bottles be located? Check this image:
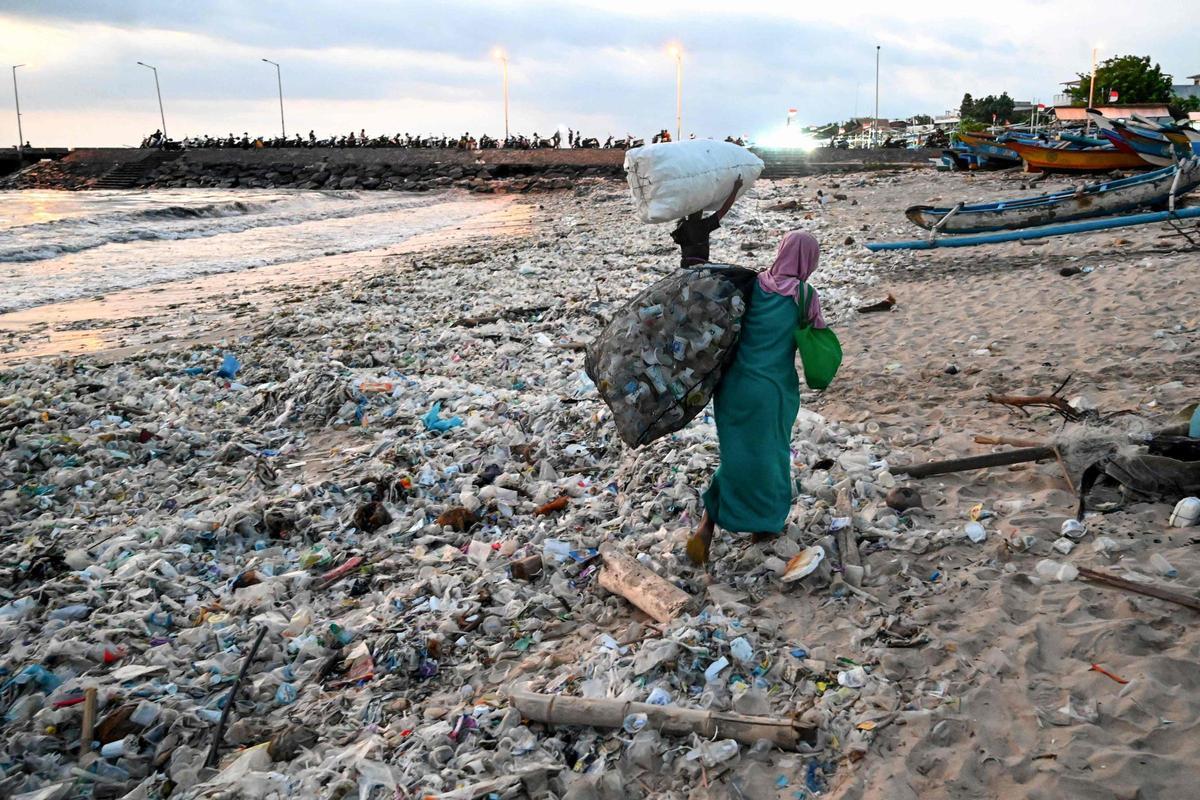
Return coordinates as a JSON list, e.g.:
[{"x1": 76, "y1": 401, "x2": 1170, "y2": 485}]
[{"x1": 587, "y1": 264, "x2": 757, "y2": 447}]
